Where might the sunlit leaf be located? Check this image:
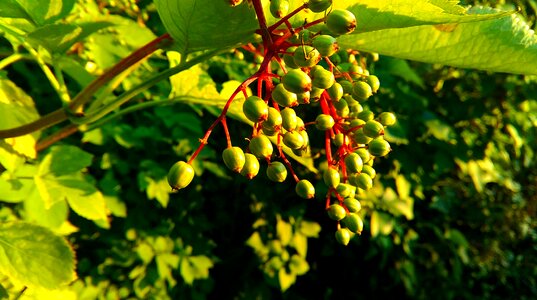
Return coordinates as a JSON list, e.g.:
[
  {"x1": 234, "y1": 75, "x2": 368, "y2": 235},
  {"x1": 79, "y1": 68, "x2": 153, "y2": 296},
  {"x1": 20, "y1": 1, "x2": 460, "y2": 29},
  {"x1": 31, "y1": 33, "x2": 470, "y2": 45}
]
[
  {"x1": 0, "y1": 222, "x2": 75, "y2": 289},
  {"x1": 179, "y1": 255, "x2": 214, "y2": 285}
]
